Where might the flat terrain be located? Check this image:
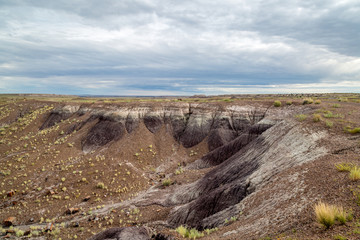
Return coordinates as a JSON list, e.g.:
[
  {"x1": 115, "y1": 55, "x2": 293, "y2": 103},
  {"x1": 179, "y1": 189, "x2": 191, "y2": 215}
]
[{"x1": 0, "y1": 93, "x2": 360, "y2": 240}]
